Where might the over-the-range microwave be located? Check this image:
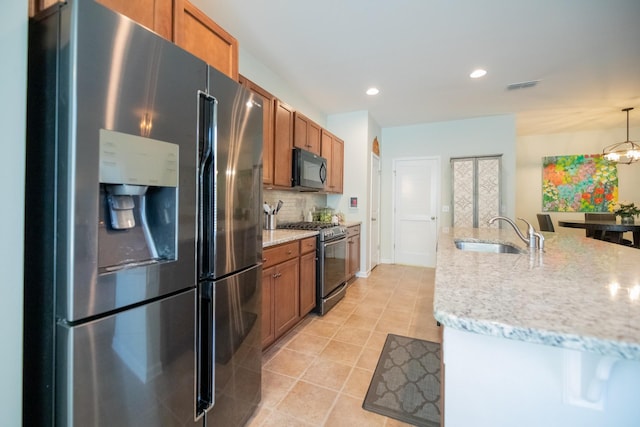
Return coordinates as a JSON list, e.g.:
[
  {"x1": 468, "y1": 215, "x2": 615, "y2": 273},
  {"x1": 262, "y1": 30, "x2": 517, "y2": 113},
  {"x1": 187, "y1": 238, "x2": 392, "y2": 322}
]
[{"x1": 292, "y1": 147, "x2": 327, "y2": 191}]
